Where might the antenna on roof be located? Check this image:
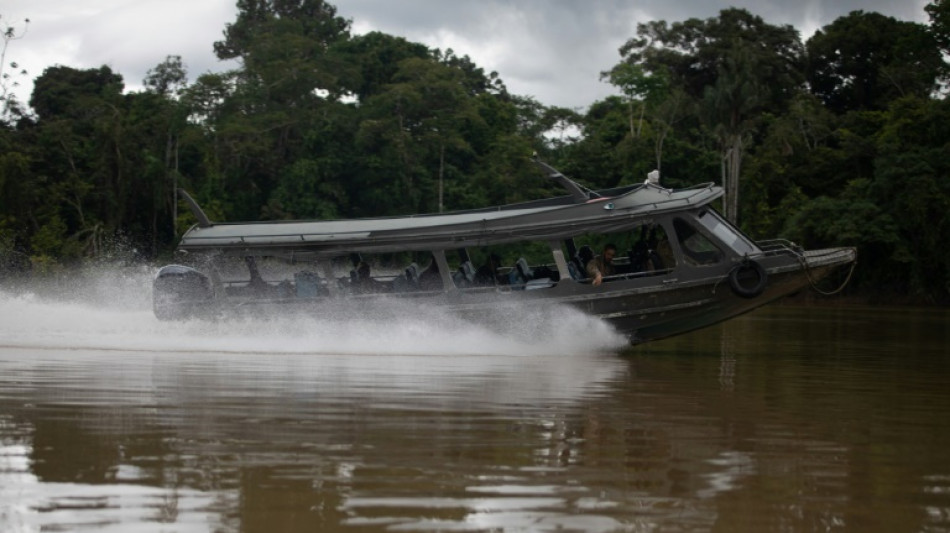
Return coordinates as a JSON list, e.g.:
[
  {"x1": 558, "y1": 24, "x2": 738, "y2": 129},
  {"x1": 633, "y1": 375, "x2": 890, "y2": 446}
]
[
  {"x1": 177, "y1": 189, "x2": 213, "y2": 228},
  {"x1": 531, "y1": 153, "x2": 600, "y2": 203}
]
